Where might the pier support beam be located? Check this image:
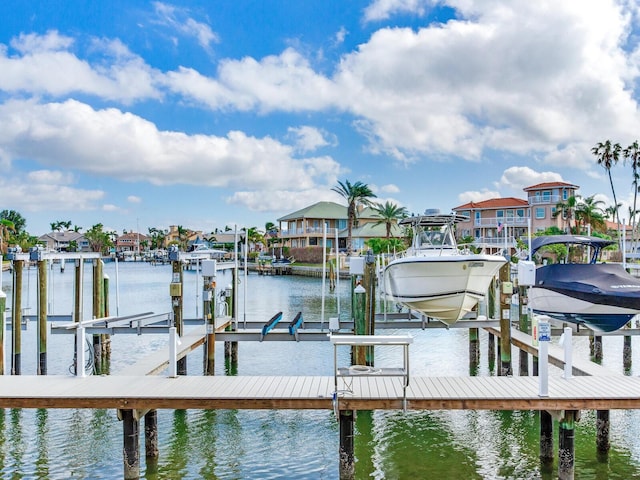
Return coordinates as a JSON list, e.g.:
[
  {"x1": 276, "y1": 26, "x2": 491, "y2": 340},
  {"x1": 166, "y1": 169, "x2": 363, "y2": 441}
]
[
  {"x1": 144, "y1": 410, "x2": 159, "y2": 459},
  {"x1": 469, "y1": 327, "x2": 480, "y2": 374},
  {"x1": 596, "y1": 410, "x2": 610, "y2": 457},
  {"x1": 339, "y1": 410, "x2": 355, "y2": 480},
  {"x1": 623, "y1": 327, "x2": 632, "y2": 372},
  {"x1": 558, "y1": 410, "x2": 577, "y2": 480},
  {"x1": 11, "y1": 259, "x2": 23, "y2": 375},
  {"x1": 540, "y1": 410, "x2": 554, "y2": 467},
  {"x1": 121, "y1": 409, "x2": 140, "y2": 480}
]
